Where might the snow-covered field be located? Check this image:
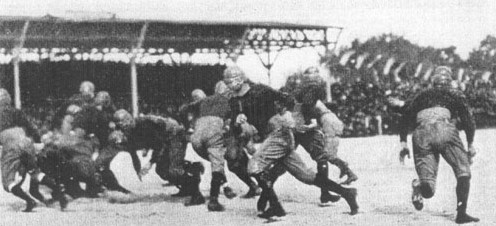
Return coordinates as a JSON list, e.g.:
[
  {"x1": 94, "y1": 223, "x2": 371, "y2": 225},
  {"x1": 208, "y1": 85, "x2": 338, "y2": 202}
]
[{"x1": 1, "y1": 129, "x2": 494, "y2": 226}]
